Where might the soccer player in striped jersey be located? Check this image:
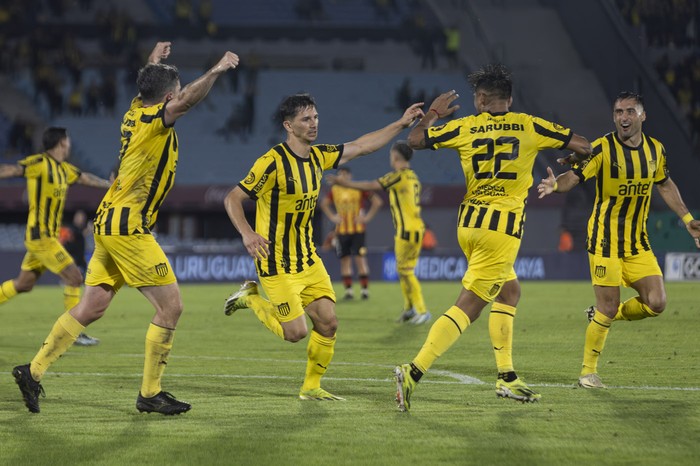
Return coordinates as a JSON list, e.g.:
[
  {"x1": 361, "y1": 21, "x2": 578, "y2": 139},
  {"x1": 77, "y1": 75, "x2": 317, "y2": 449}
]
[
  {"x1": 12, "y1": 41, "x2": 239, "y2": 414},
  {"x1": 394, "y1": 64, "x2": 592, "y2": 411},
  {"x1": 319, "y1": 166, "x2": 383, "y2": 300},
  {"x1": 537, "y1": 91, "x2": 700, "y2": 389},
  {"x1": 0, "y1": 127, "x2": 110, "y2": 347},
  {"x1": 326, "y1": 141, "x2": 431, "y2": 324},
  {"x1": 224, "y1": 94, "x2": 423, "y2": 401}
]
